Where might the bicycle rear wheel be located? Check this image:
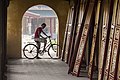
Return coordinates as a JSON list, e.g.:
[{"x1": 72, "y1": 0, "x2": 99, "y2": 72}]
[
  {"x1": 23, "y1": 44, "x2": 38, "y2": 59},
  {"x1": 48, "y1": 44, "x2": 62, "y2": 59}
]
